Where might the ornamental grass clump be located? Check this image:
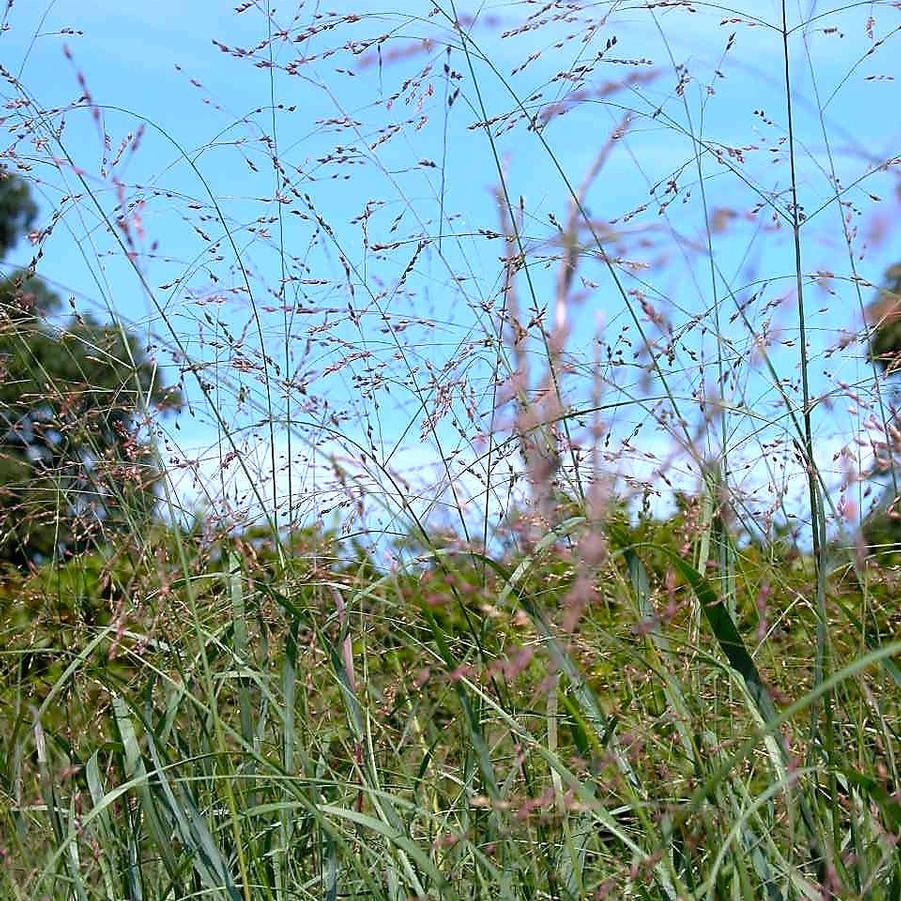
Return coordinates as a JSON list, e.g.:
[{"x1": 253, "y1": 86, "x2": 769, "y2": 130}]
[{"x1": 1, "y1": 2, "x2": 900, "y2": 898}]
